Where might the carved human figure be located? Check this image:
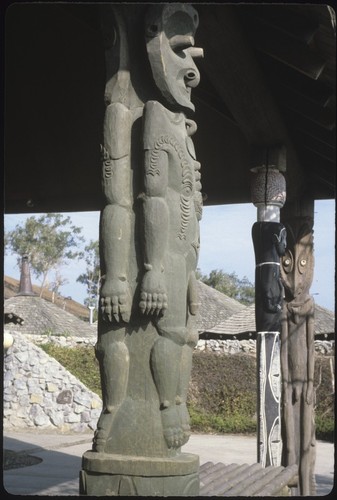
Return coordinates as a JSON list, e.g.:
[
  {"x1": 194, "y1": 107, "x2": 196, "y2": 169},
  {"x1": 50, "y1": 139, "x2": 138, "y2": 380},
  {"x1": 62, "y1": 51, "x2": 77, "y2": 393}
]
[
  {"x1": 280, "y1": 217, "x2": 316, "y2": 496},
  {"x1": 140, "y1": 4, "x2": 203, "y2": 449},
  {"x1": 93, "y1": 6, "x2": 144, "y2": 452},
  {"x1": 252, "y1": 222, "x2": 287, "y2": 331},
  {"x1": 93, "y1": 4, "x2": 203, "y2": 453},
  {"x1": 141, "y1": 100, "x2": 202, "y2": 448}
]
